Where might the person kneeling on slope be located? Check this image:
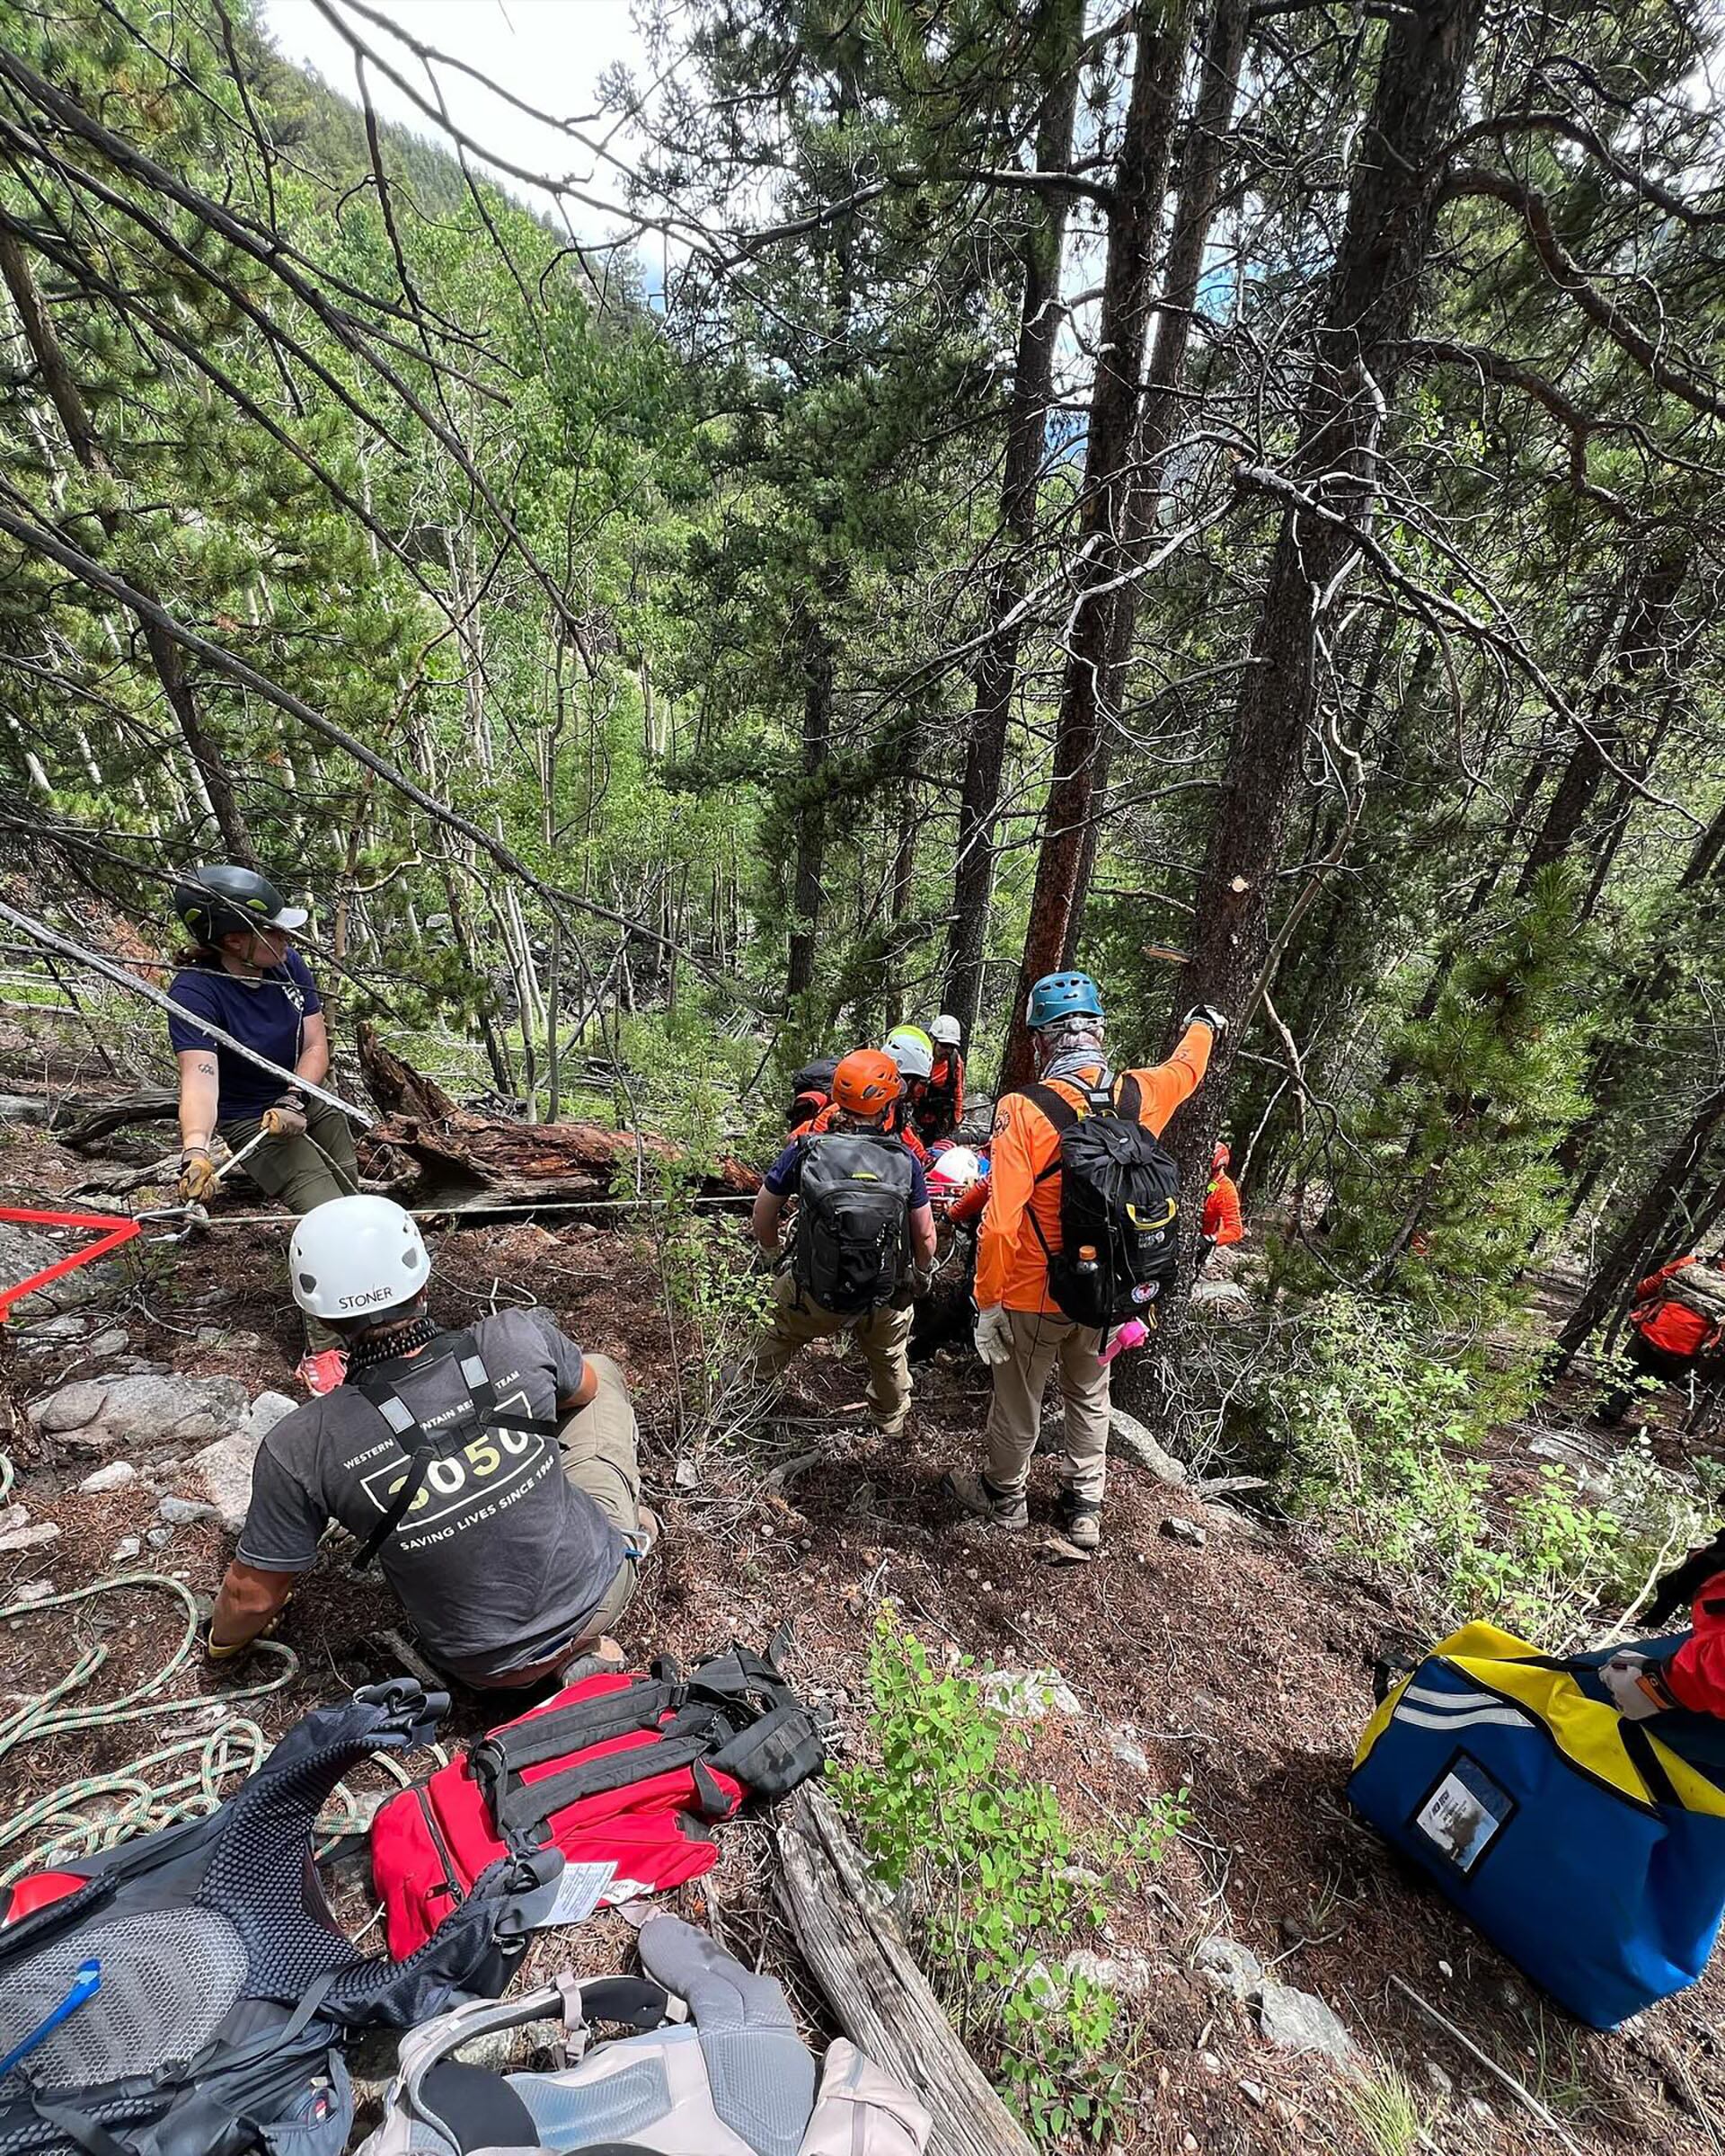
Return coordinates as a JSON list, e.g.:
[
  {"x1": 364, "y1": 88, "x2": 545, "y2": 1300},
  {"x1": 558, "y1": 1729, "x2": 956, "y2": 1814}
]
[
  {"x1": 748, "y1": 1048, "x2": 937, "y2": 1439},
  {"x1": 945, "y1": 973, "x2": 1225, "y2": 1553},
  {"x1": 208, "y1": 1195, "x2": 657, "y2": 1690}
]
